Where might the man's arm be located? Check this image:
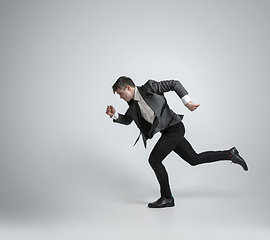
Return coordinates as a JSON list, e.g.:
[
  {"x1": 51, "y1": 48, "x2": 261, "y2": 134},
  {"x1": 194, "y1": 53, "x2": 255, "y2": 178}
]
[
  {"x1": 146, "y1": 79, "x2": 188, "y2": 97},
  {"x1": 146, "y1": 80, "x2": 200, "y2": 112},
  {"x1": 106, "y1": 105, "x2": 133, "y2": 125}
]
